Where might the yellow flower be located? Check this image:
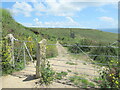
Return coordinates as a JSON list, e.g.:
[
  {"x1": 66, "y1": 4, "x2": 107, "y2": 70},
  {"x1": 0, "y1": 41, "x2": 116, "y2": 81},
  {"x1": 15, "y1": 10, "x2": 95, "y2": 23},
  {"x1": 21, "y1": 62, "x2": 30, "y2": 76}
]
[
  {"x1": 112, "y1": 80, "x2": 114, "y2": 82},
  {"x1": 115, "y1": 81, "x2": 119, "y2": 85},
  {"x1": 112, "y1": 76, "x2": 115, "y2": 79},
  {"x1": 109, "y1": 74, "x2": 112, "y2": 76},
  {"x1": 111, "y1": 73, "x2": 114, "y2": 75},
  {"x1": 117, "y1": 62, "x2": 118, "y2": 64}
]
